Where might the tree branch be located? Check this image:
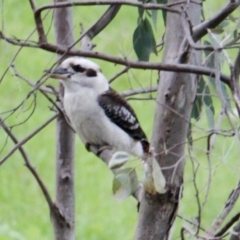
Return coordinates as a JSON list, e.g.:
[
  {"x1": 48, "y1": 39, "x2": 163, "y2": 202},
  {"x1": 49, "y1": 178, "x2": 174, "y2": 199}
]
[
  {"x1": 35, "y1": 0, "x2": 183, "y2": 16},
  {"x1": 0, "y1": 116, "x2": 54, "y2": 210},
  {"x1": 207, "y1": 181, "x2": 240, "y2": 237},
  {"x1": 86, "y1": 5, "x2": 121, "y2": 39},
  {"x1": 0, "y1": 114, "x2": 58, "y2": 165},
  {"x1": 121, "y1": 86, "x2": 157, "y2": 97},
  {"x1": 193, "y1": 0, "x2": 240, "y2": 41},
  {"x1": 215, "y1": 212, "x2": 240, "y2": 238},
  {"x1": 29, "y1": 0, "x2": 47, "y2": 43}
]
